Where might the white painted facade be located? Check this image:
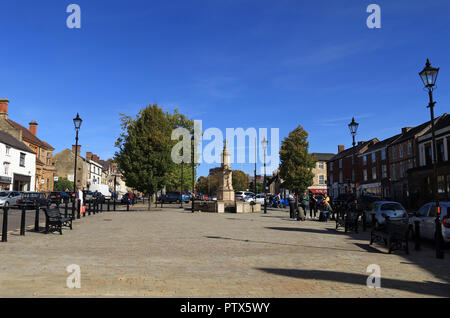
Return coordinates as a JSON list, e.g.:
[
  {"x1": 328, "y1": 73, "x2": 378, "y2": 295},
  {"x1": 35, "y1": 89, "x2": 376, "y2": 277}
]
[{"x1": 0, "y1": 142, "x2": 36, "y2": 191}]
